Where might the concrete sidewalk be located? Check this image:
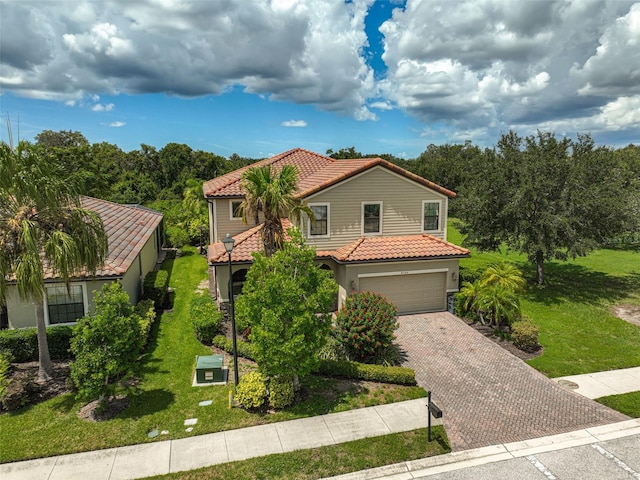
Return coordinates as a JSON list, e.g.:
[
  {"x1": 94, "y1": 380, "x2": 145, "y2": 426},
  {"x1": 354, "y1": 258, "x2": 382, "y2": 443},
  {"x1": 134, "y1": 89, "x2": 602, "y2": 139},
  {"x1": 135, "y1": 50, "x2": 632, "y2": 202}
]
[
  {"x1": 554, "y1": 366, "x2": 640, "y2": 399},
  {"x1": 0, "y1": 398, "x2": 440, "y2": 480},
  {"x1": 323, "y1": 418, "x2": 640, "y2": 480}
]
